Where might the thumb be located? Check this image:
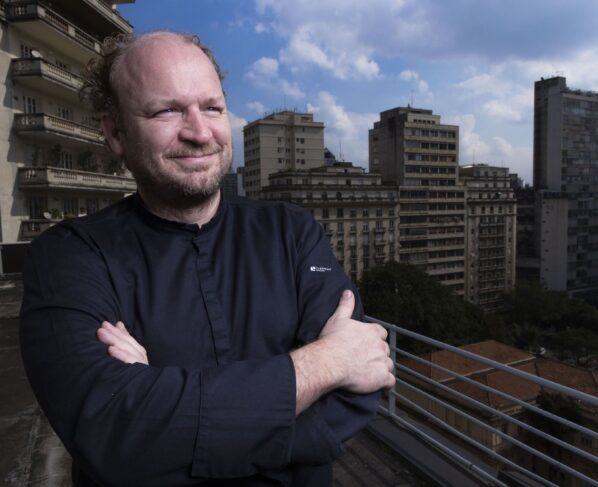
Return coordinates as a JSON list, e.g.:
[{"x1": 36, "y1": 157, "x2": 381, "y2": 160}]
[{"x1": 332, "y1": 290, "x2": 355, "y2": 320}]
